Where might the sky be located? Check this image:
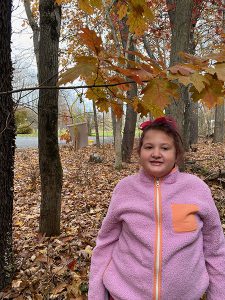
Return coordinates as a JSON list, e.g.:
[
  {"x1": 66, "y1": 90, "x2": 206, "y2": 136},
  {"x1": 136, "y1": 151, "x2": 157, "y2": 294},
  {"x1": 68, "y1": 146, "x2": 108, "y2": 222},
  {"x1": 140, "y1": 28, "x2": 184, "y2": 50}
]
[
  {"x1": 12, "y1": 0, "x2": 36, "y2": 71},
  {"x1": 11, "y1": 0, "x2": 93, "y2": 112},
  {"x1": 11, "y1": 0, "x2": 39, "y2": 107}
]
